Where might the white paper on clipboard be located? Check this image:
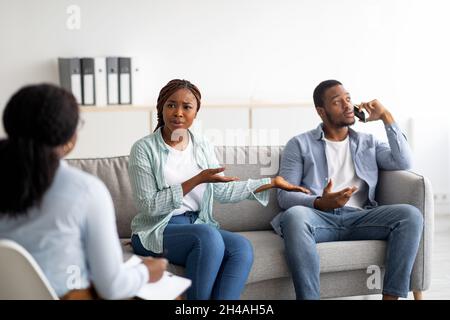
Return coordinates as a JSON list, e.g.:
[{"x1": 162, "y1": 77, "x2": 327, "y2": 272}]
[{"x1": 124, "y1": 255, "x2": 191, "y2": 300}]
